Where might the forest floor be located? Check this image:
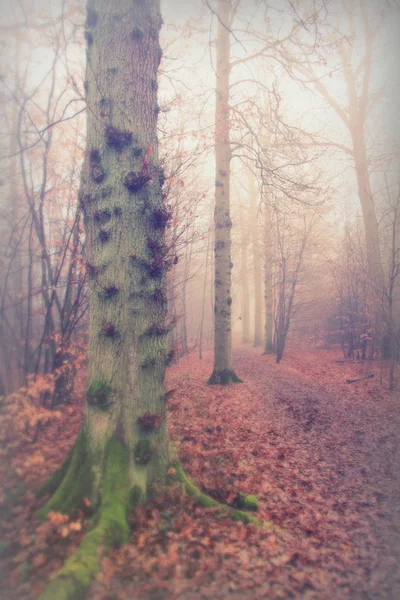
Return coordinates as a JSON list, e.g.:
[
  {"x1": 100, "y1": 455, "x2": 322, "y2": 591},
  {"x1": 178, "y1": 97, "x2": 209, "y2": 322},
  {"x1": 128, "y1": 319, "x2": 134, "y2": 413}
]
[{"x1": 1, "y1": 343, "x2": 400, "y2": 600}]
